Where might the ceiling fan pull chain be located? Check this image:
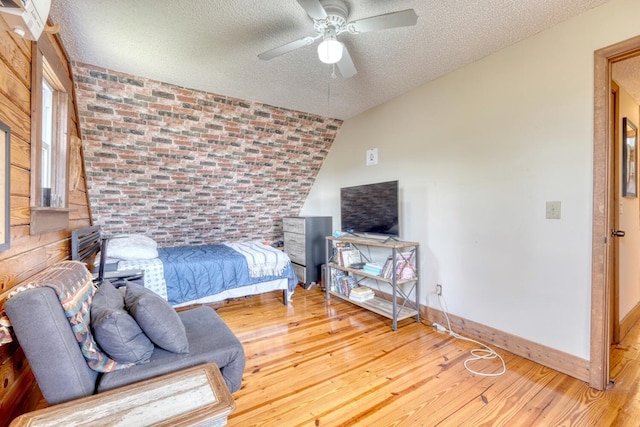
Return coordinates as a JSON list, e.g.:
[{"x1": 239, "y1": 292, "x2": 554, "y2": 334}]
[{"x1": 327, "y1": 80, "x2": 331, "y2": 116}]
